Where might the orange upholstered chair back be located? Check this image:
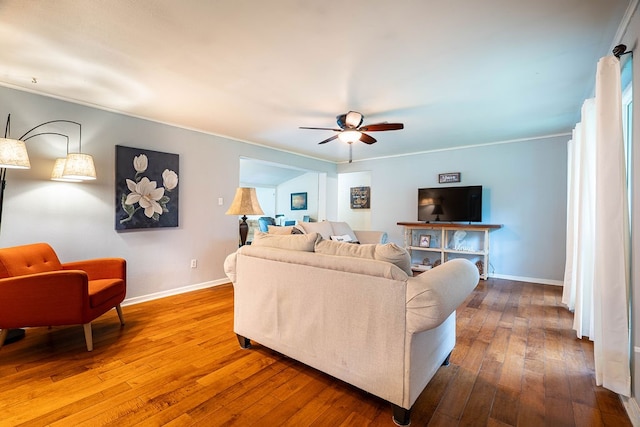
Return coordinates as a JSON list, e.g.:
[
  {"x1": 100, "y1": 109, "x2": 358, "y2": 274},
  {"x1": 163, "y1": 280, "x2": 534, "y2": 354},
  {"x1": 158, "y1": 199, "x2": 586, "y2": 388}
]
[{"x1": 0, "y1": 243, "x2": 63, "y2": 279}]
